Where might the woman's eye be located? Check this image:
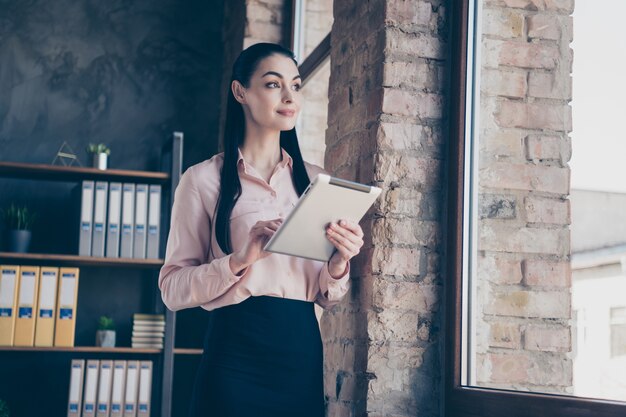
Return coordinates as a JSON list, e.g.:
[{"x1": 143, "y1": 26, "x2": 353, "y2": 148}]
[
  {"x1": 267, "y1": 82, "x2": 279, "y2": 88},
  {"x1": 293, "y1": 84, "x2": 302, "y2": 91}
]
